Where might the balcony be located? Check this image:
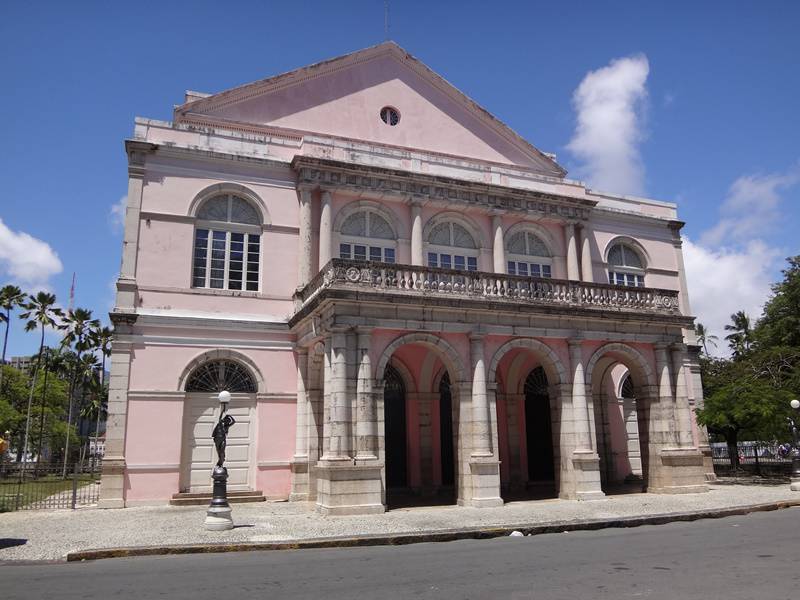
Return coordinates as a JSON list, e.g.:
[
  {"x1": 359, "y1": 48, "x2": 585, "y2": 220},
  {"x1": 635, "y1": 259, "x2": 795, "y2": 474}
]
[{"x1": 293, "y1": 259, "x2": 683, "y2": 323}]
